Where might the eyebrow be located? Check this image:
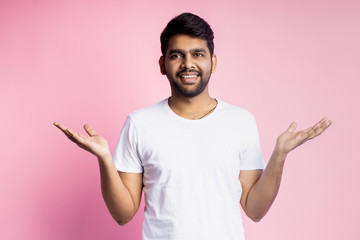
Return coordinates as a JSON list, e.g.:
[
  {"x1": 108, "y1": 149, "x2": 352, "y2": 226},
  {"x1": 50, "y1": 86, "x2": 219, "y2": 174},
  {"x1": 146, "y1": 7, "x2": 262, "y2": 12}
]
[{"x1": 168, "y1": 48, "x2": 207, "y2": 55}]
